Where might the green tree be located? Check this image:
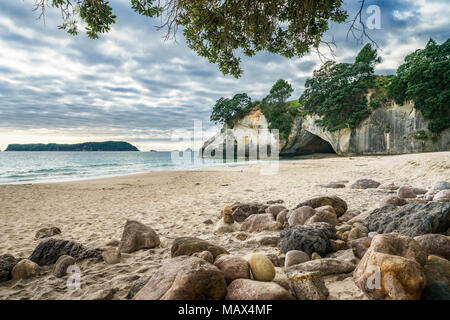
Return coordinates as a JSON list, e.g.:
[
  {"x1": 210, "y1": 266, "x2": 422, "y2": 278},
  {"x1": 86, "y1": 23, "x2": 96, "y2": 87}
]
[
  {"x1": 388, "y1": 39, "x2": 450, "y2": 133},
  {"x1": 210, "y1": 93, "x2": 252, "y2": 126},
  {"x1": 301, "y1": 44, "x2": 380, "y2": 131},
  {"x1": 261, "y1": 79, "x2": 296, "y2": 139},
  {"x1": 32, "y1": 0, "x2": 349, "y2": 77}
]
